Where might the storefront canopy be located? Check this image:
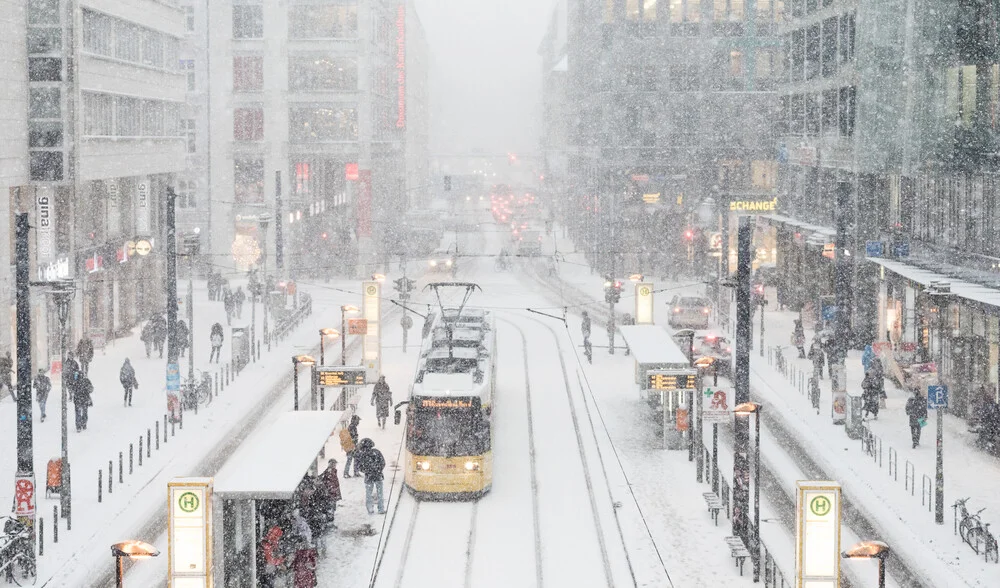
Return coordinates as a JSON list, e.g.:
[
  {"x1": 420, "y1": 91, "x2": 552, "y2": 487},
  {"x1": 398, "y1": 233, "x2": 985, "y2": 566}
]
[
  {"x1": 867, "y1": 257, "x2": 1000, "y2": 309},
  {"x1": 213, "y1": 411, "x2": 343, "y2": 500}
]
